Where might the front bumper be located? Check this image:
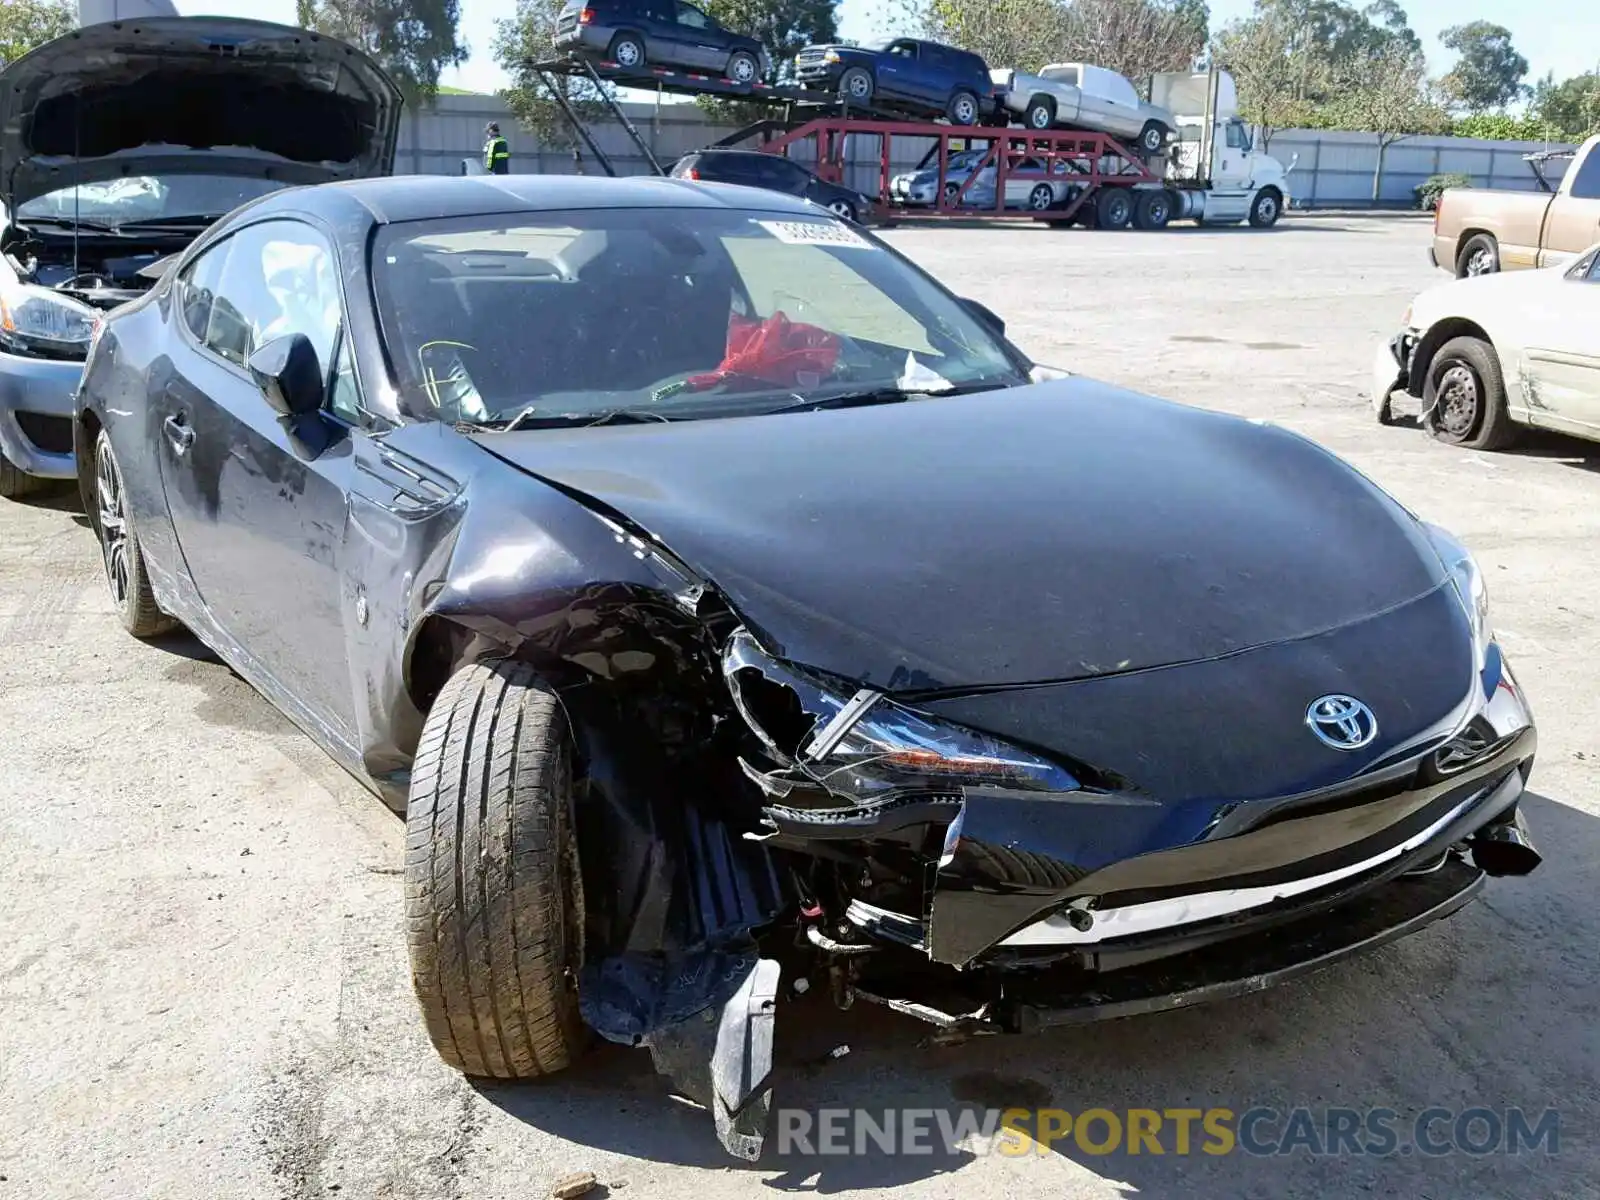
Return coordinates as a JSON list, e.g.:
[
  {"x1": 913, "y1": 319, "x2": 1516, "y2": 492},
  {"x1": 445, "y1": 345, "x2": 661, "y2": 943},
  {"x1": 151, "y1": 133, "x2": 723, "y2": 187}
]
[{"x1": 0, "y1": 350, "x2": 85, "y2": 480}]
